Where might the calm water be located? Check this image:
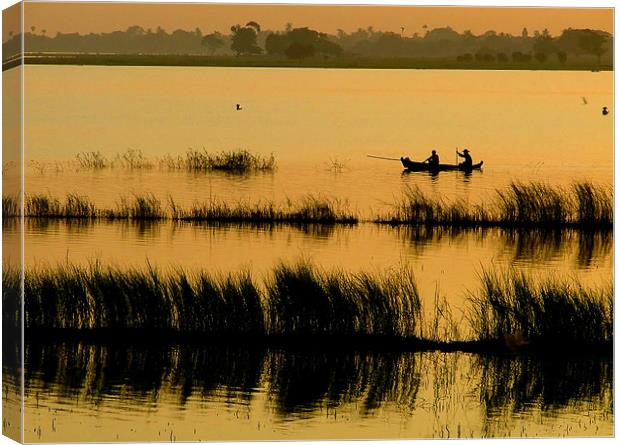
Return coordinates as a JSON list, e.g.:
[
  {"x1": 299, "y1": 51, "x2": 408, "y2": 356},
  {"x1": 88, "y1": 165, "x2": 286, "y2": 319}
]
[
  {"x1": 4, "y1": 220, "x2": 613, "y2": 314},
  {"x1": 22, "y1": 65, "x2": 613, "y2": 212},
  {"x1": 12, "y1": 342, "x2": 613, "y2": 442},
  {"x1": 6, "y1": 65, "x2": 614, "y2": 440}
]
